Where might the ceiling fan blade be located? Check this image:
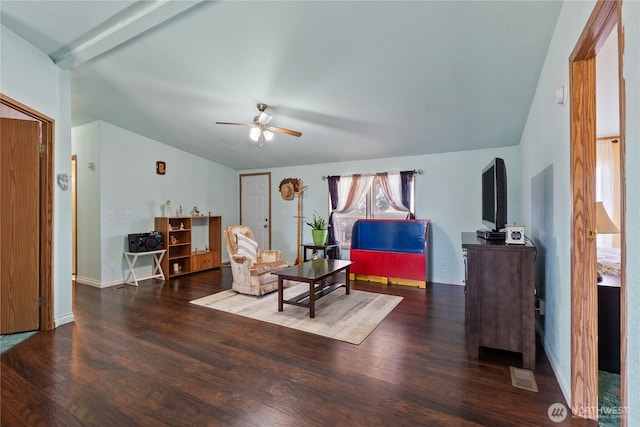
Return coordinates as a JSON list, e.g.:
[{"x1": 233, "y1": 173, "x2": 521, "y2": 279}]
[
  {"x1": 257, "y1": 112, "x2": 273, "y2": 125},
  {"x1": 215, "y1": 121, "x2": 252, "y2": 126},
  {"x1": 268, "y1": 126, "x2": 302, "y2": 137}
]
